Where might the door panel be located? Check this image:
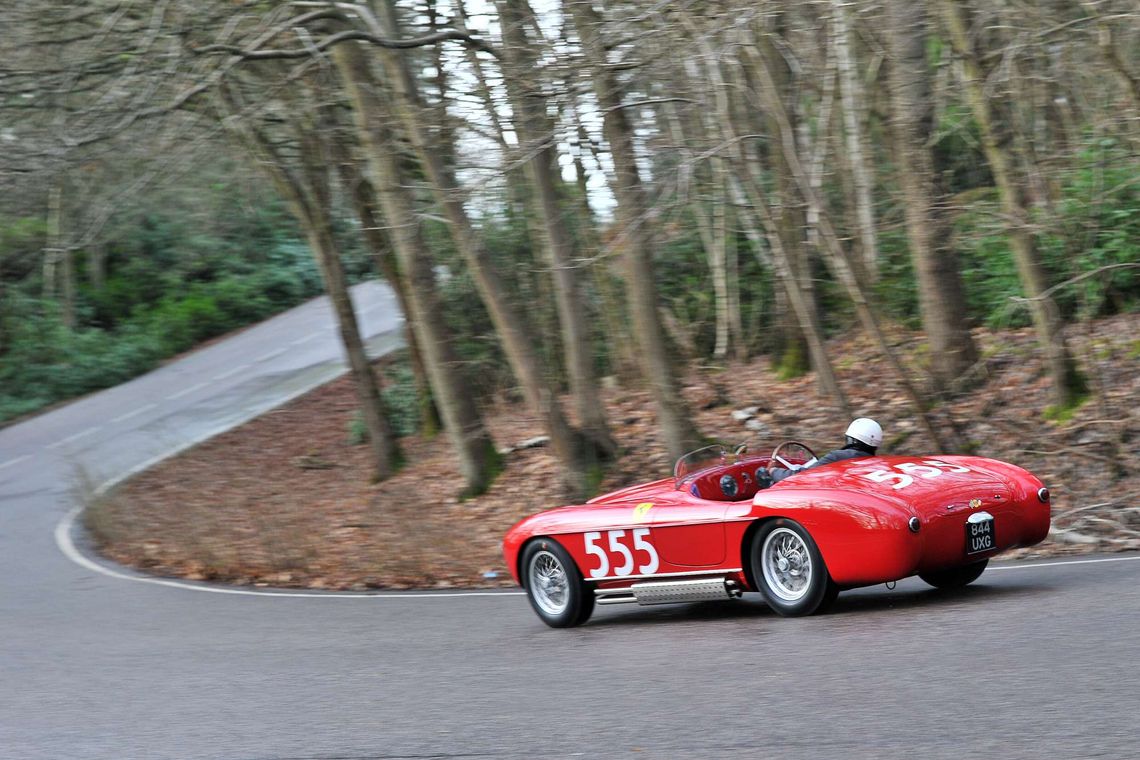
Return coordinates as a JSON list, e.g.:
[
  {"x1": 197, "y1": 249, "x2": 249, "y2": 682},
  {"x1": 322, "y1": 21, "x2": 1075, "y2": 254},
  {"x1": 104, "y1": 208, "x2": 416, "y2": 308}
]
[{"x1": 650, "y1": 503, "x2": 727, "y2": 567}]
